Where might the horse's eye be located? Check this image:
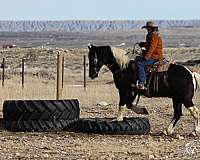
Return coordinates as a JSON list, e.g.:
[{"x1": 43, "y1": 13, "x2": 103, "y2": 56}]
[{"x1": 94, "y1": 59, "x2": 98, "y2": 64}]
